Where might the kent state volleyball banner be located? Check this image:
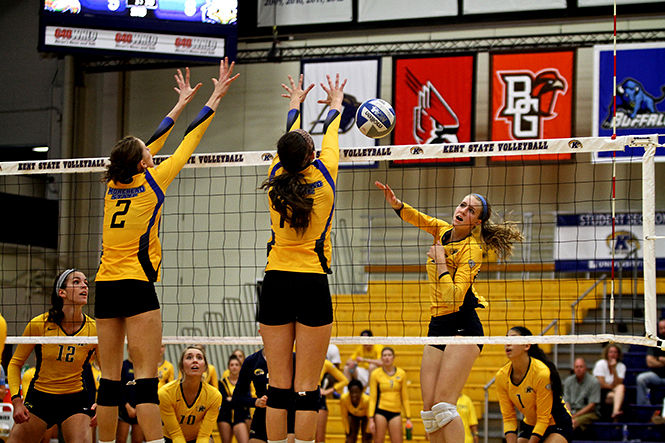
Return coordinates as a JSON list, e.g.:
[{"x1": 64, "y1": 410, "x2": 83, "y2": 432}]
[
  {"x1": 393, "y1": 55, "x2": 475, "y2": 166},
  {"x1": 302, "y1": 58, "x2": 381, "y2": 167},
  {"x1": 554, "y1": 212, "x2": 665, "y2": 272},
  {"x1": 592, "y1": 42, "x2": 665, "y2": 163},
  {"x1": 490, "y1": 50, "x2": 574, "y2": 161}
]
